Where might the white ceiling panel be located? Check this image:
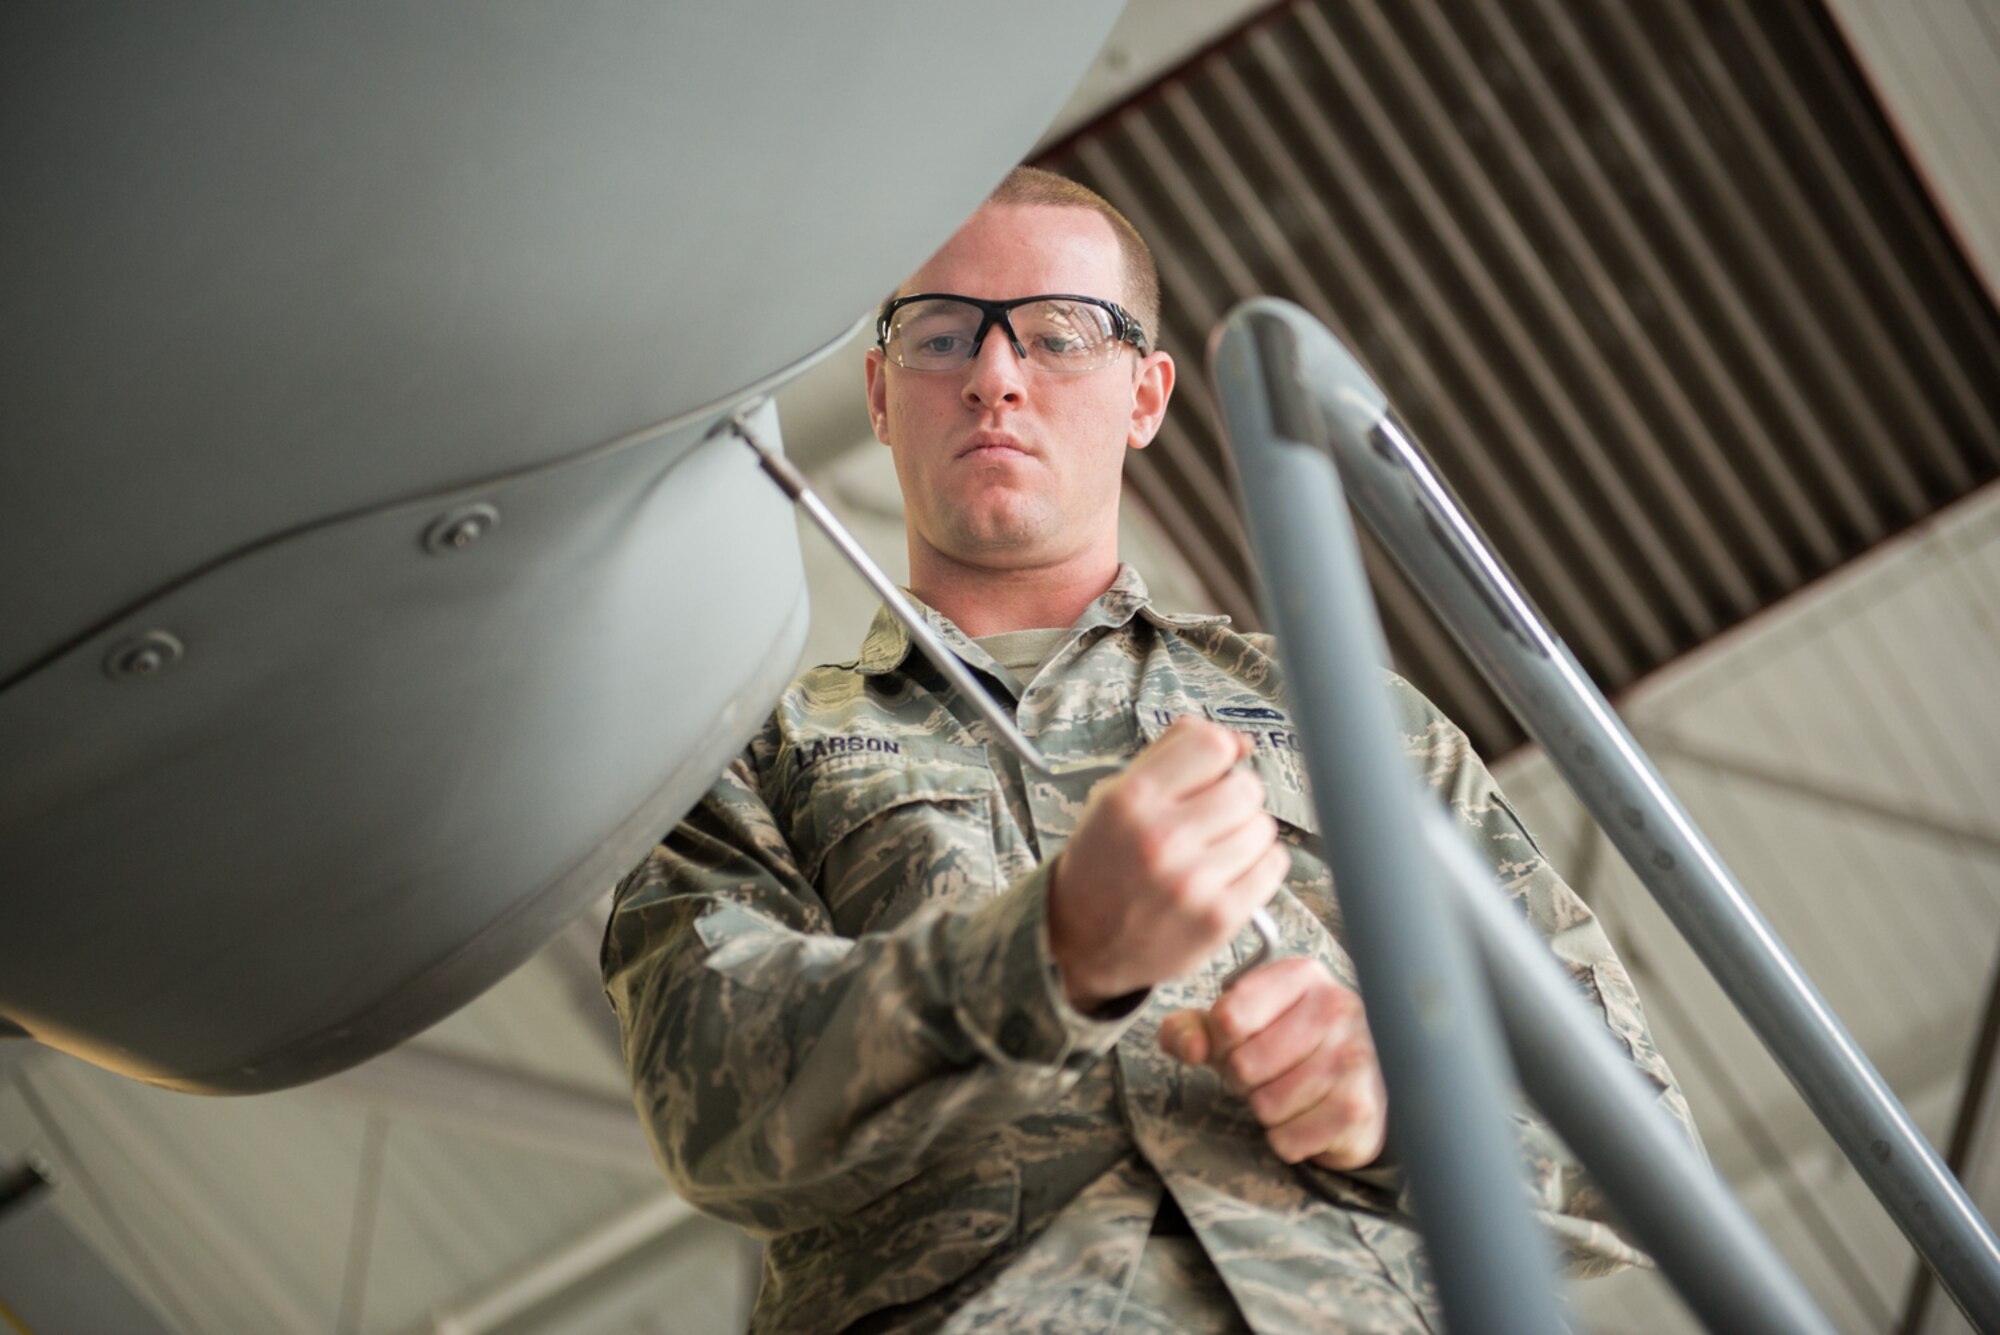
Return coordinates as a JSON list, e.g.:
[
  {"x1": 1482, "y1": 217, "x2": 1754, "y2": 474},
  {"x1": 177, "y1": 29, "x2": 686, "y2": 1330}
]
[{"x1": 1501, "y1": 483, "x2": 2000, "y2": 1331}]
